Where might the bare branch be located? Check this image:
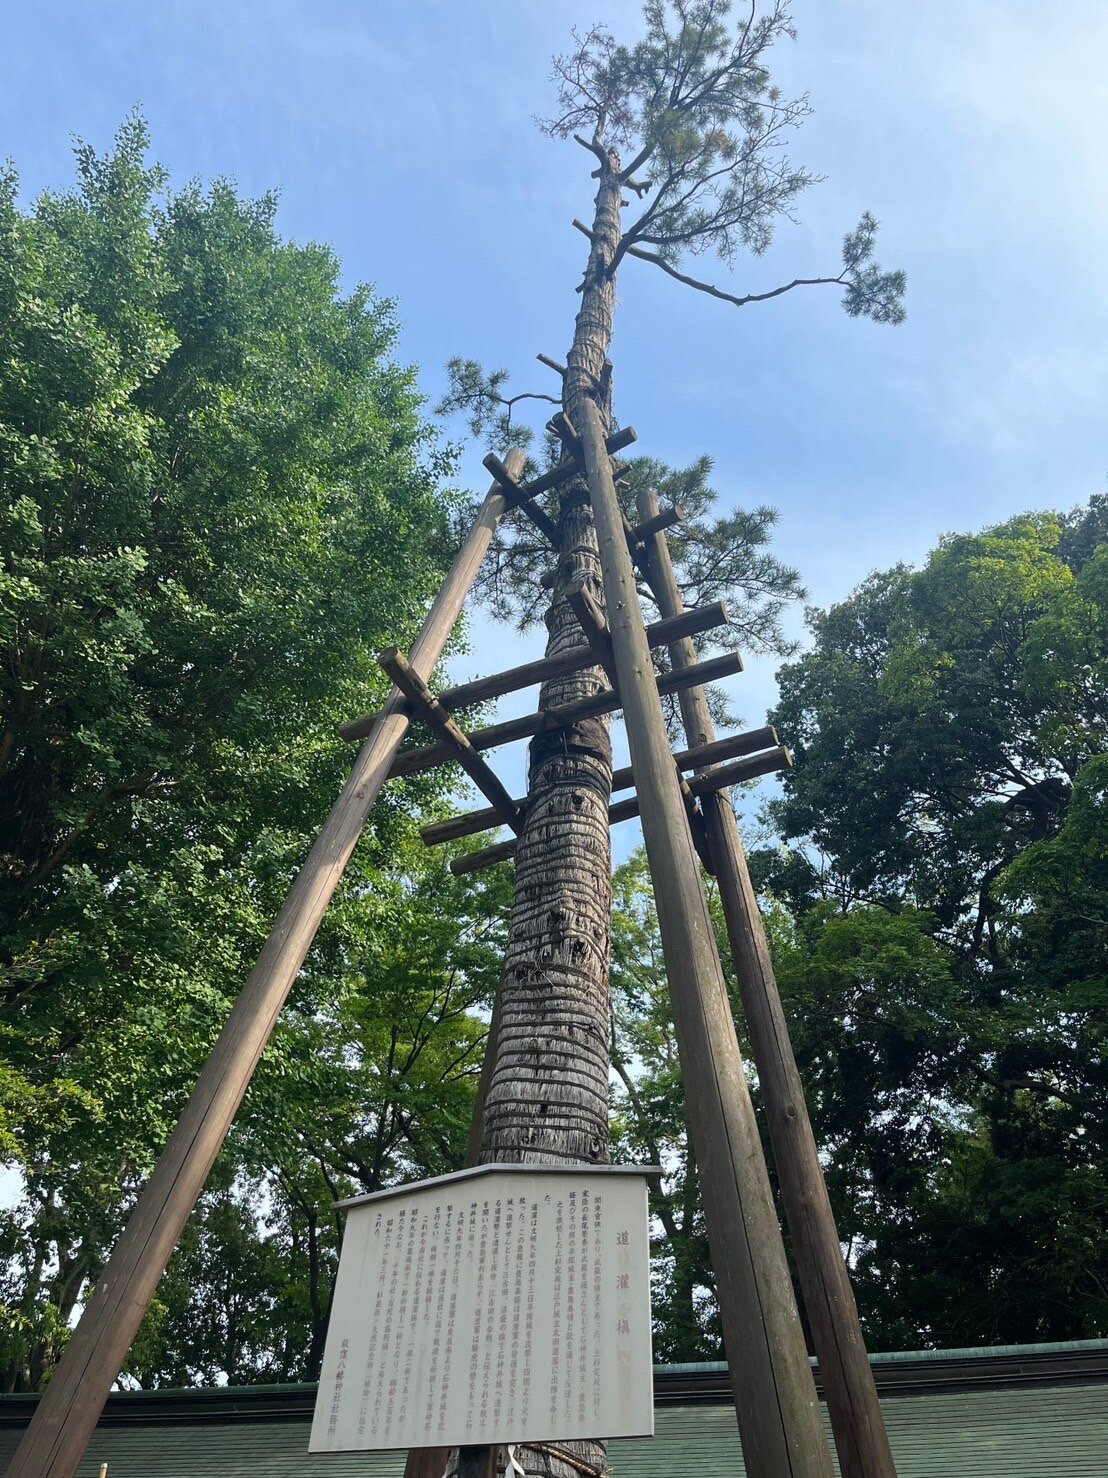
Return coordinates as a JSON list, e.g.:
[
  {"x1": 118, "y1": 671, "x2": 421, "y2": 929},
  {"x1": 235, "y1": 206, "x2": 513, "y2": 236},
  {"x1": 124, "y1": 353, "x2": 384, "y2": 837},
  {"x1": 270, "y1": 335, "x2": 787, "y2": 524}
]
[
  {"x1": 618, "y1": 143, "x2": 655, "y2": 182},
  {"x1": 574, "y1": 132, "x2": 610, "y2": 167},
  {"x1": 625, "y1": 241, "x2": 846, "y2": 308},
  {"x1": 504, "y1": 391, "x2": 560, "y2": 411}
]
